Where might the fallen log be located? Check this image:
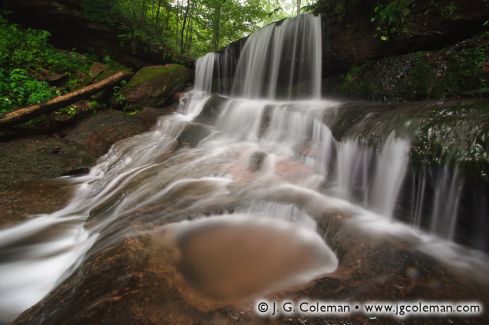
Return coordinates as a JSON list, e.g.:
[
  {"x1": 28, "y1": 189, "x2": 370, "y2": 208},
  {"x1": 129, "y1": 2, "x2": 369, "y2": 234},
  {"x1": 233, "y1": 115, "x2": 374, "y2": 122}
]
[{"x1": 0, "y1": 71, "x2": 132, "y2": 128}]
